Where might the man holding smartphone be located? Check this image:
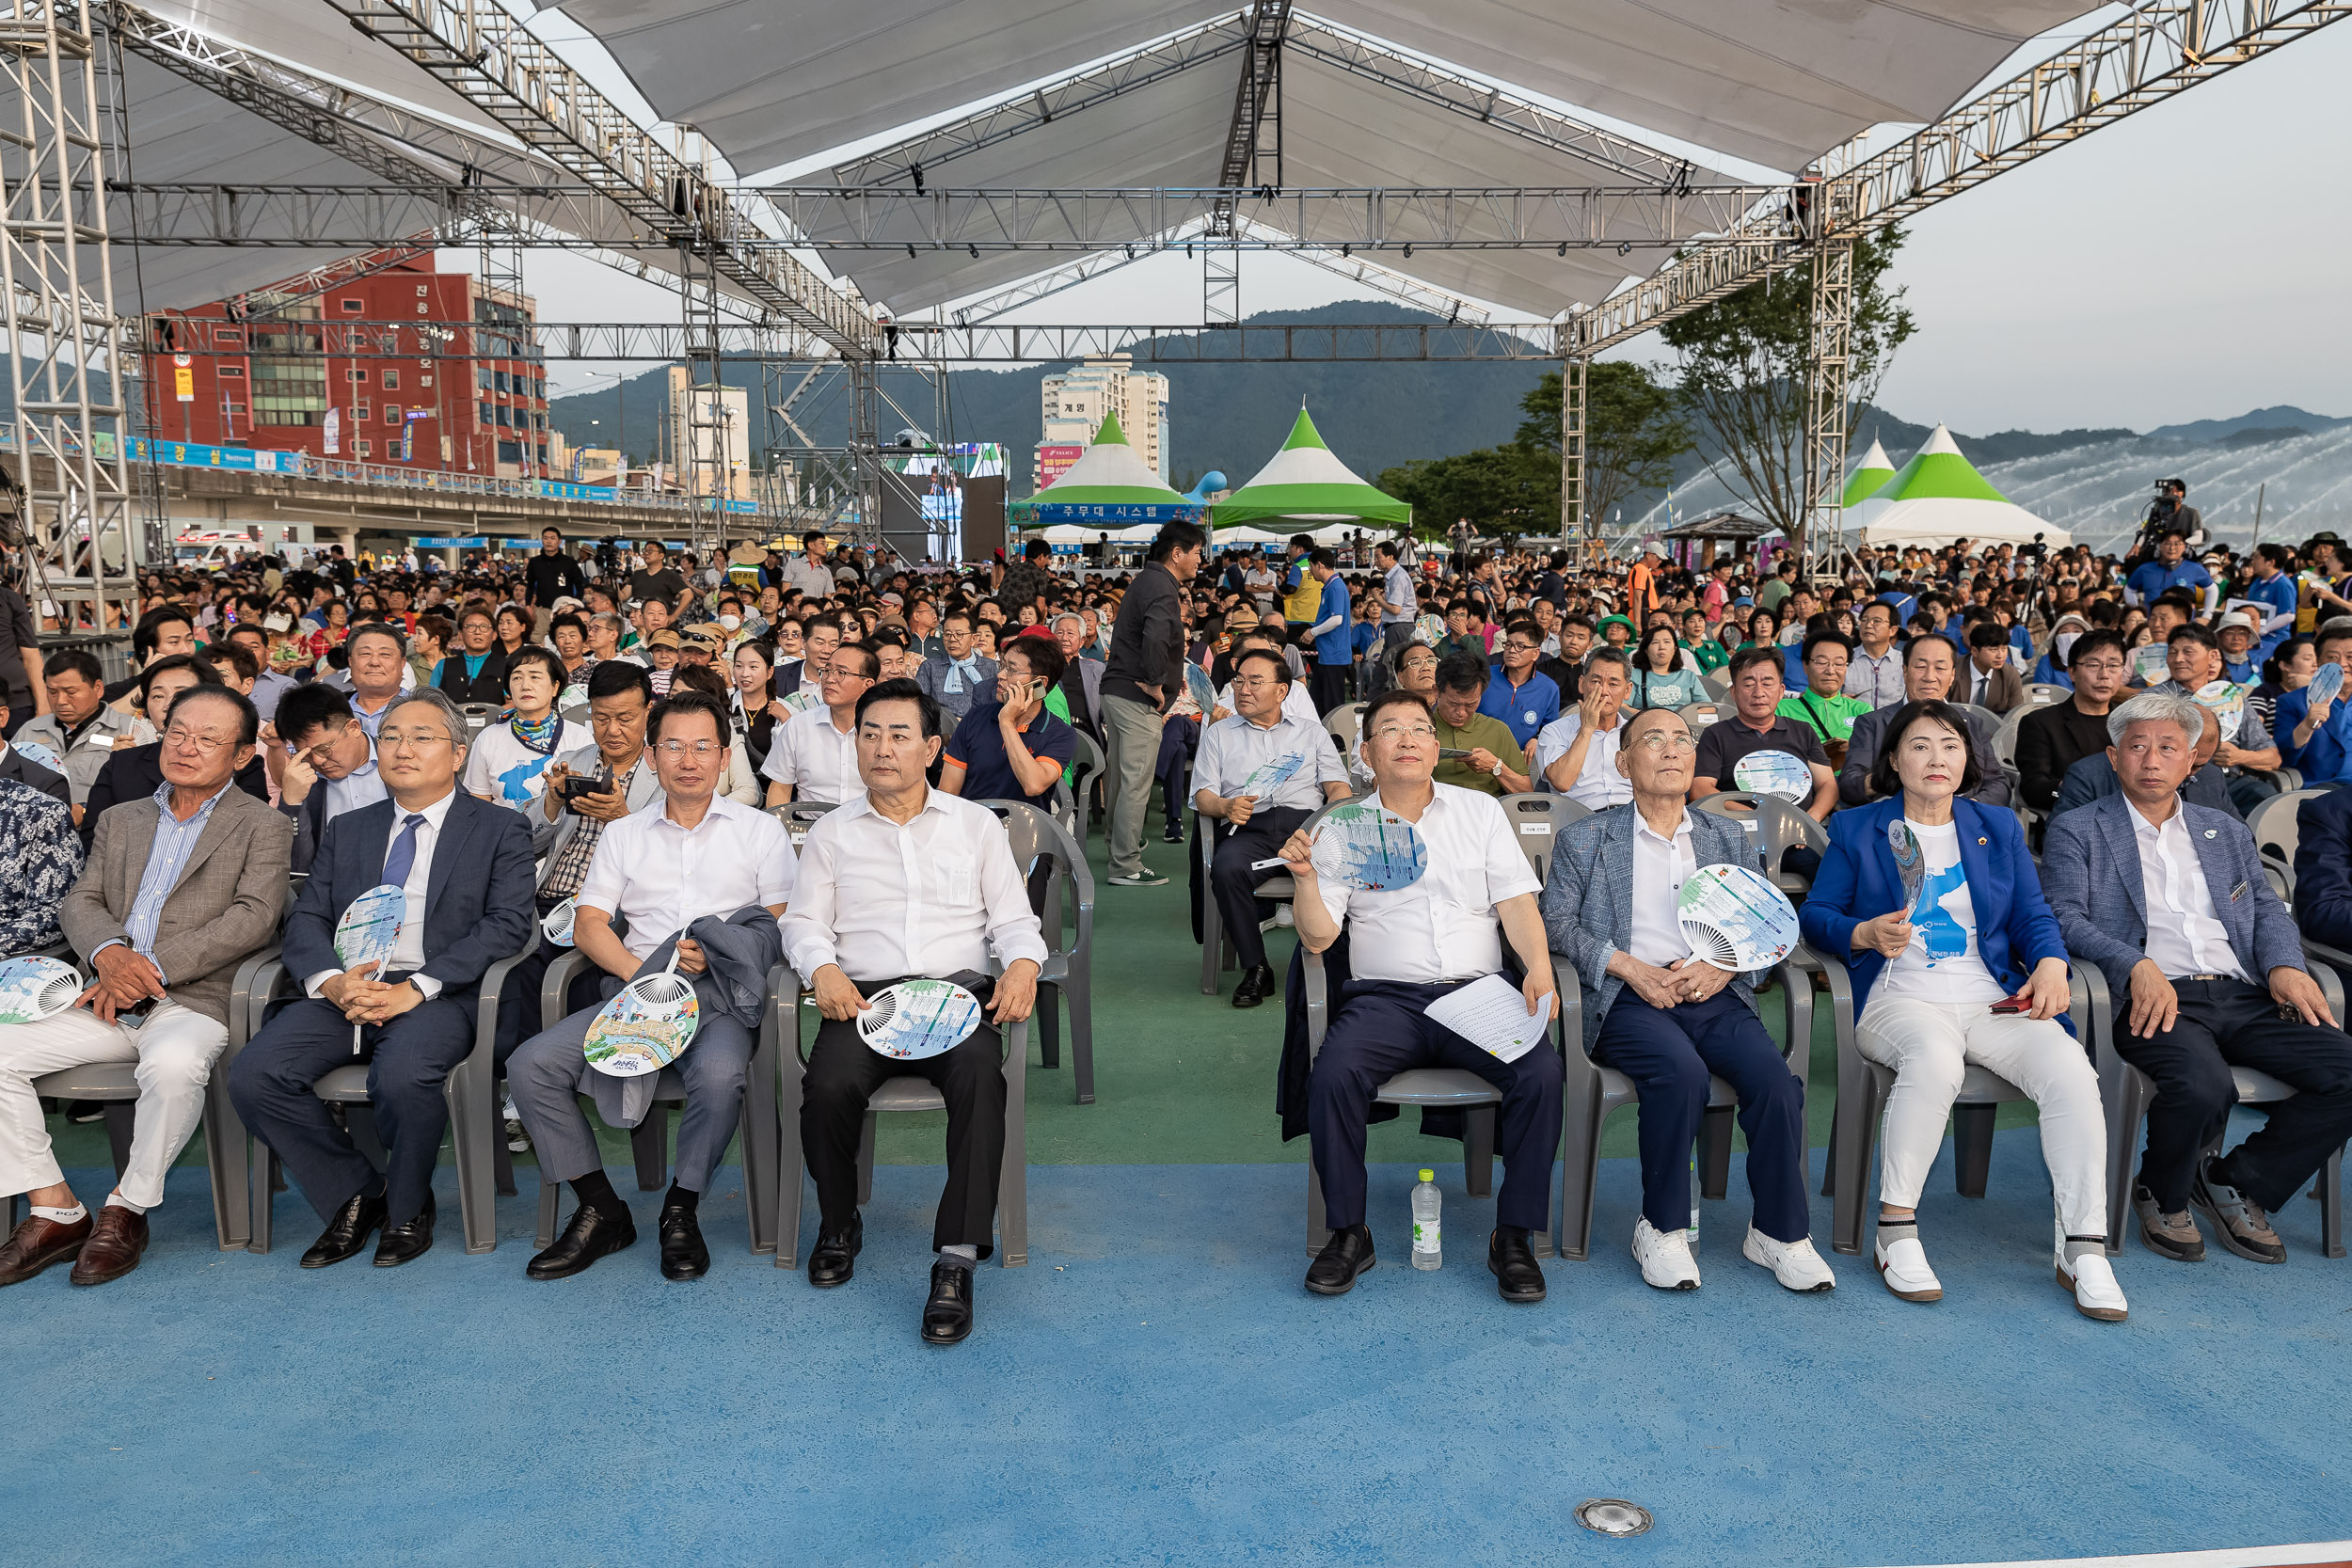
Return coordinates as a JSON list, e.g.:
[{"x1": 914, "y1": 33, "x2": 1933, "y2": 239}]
[{"x1": 939, "y1": 636, "x2": 1076, "y2": 814}]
